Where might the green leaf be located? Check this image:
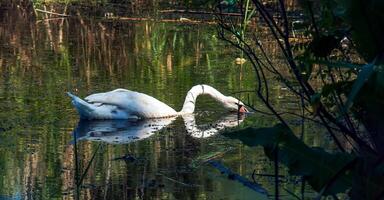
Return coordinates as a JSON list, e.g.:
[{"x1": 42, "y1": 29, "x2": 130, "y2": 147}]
[{"x1": 223, "y1": 124, "x2": 355, "y2": 195}]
